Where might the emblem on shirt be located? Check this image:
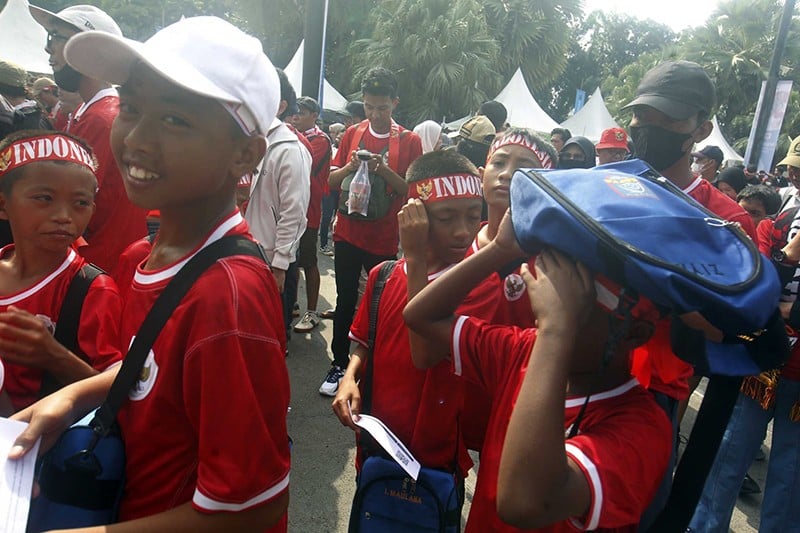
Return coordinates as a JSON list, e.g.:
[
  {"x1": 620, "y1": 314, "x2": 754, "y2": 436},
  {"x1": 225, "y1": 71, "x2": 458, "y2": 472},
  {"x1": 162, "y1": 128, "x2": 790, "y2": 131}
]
[
  {"x1": 129, "y1": 338, "x2": 158, "y2": 401},
  {"x1": 504, "y1": 273, "x2": 526, "y2": 302}
]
